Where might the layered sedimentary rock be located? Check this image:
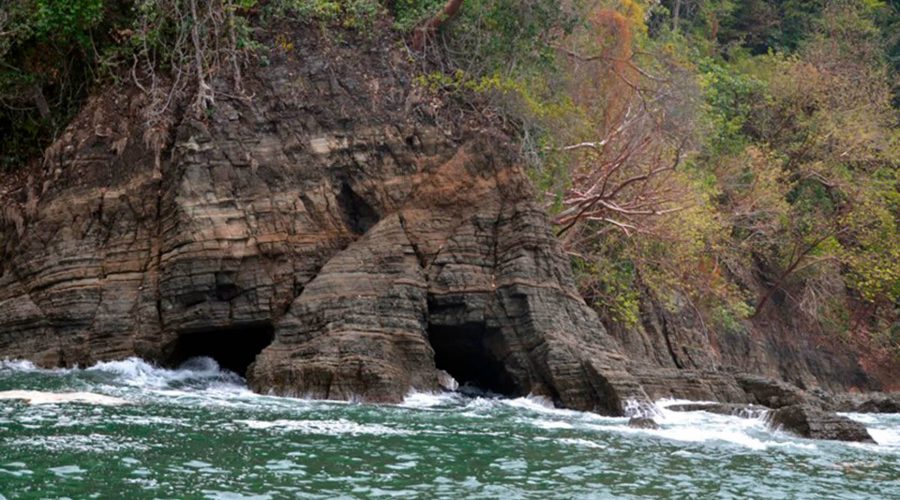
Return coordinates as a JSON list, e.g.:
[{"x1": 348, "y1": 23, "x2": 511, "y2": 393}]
[
  {"x1": 606, "y1": 284, "x2": 895, "y2": 396},
  {"x1": 767, "y1": 404, "x2": 875, "y2": 443},
  {"x1": 0, "y1": 26, "x2": 646, "y2": 414}
]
